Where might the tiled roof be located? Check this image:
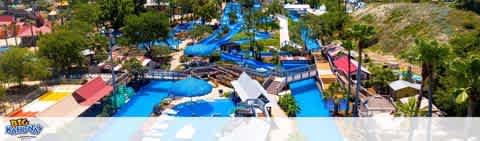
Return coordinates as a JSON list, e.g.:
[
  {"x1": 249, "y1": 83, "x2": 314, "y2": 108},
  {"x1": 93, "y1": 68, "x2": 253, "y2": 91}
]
[
  {"x1": 73, "y1": 77, "x2": 113, "y2": 105},
  {"x1": 17, "y1": 22, "x2": 52, "y2": 37},
  {"x1": 0, "y1": 16, "x2": 14, "y2": 25},
  {"x1": 333, "y1": 55, "x2": 357, "y2": 74},
  {"x1": 389, "y1": 80, "x2": 420, "y2": 91}
]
